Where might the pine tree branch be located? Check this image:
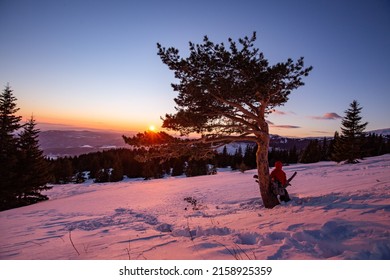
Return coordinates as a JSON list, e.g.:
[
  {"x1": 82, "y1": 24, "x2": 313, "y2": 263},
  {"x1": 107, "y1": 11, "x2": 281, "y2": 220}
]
[
  {"x1": 200, "y1": 133, "x2": 258, "y2": 144},
  {"x1": 210, "y1": 92, "x2": 259, "y2": 121}
]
